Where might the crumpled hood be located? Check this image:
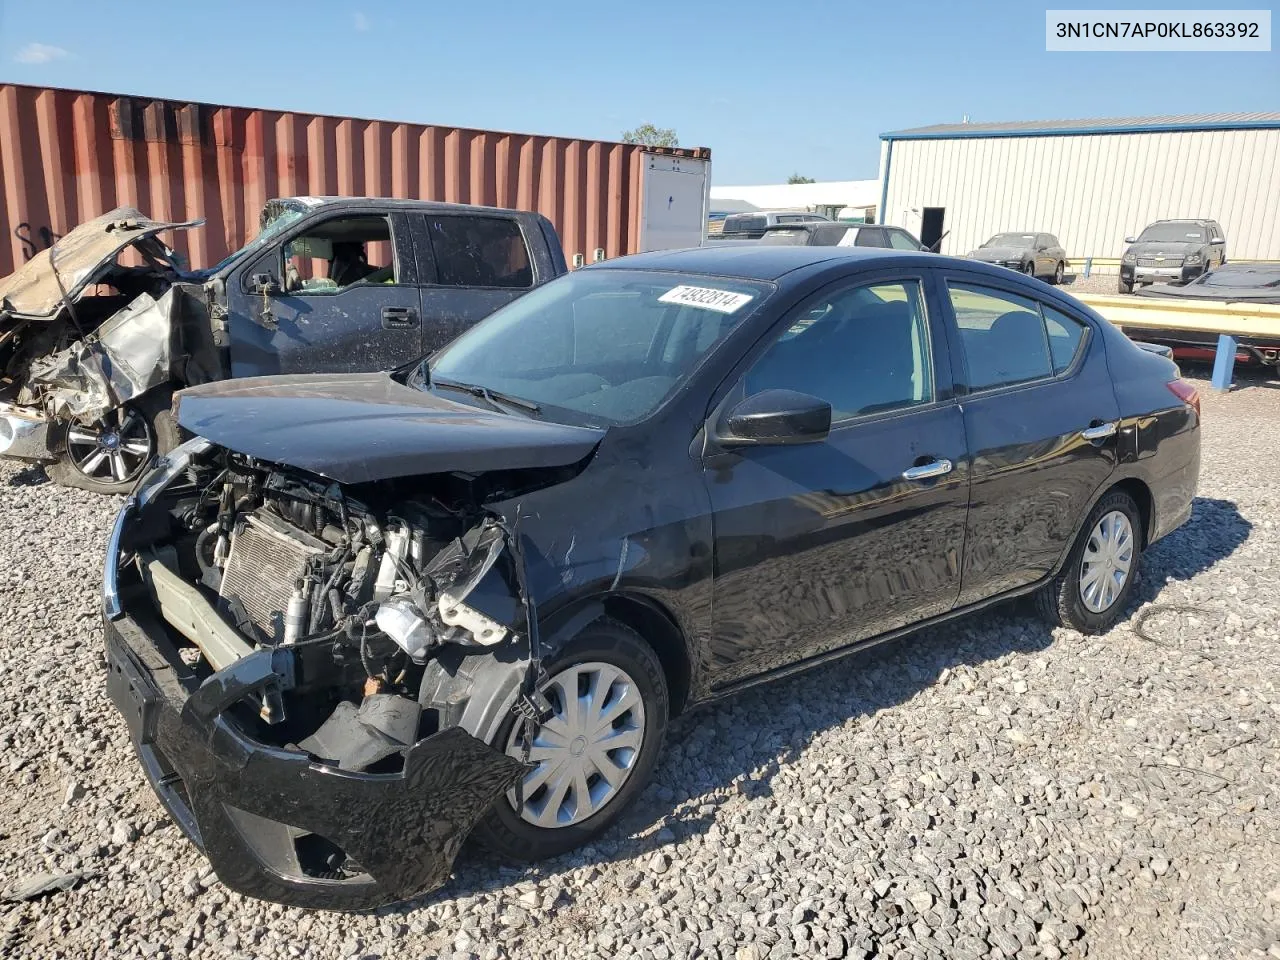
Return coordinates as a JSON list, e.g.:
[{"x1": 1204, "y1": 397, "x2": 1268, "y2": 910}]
[
  {"x1": 970, "y1": 246, "x2": 1029, "y2": 262},
  {"x1": 0, "y1": 206, "x2": 201, "y2": 319},
  {"x1": 174, "y1": 373, "x2": 606, "y2": 484},
  {"x1": 1126, "y1": 240, "x2": 1202, "y2": 259}
]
